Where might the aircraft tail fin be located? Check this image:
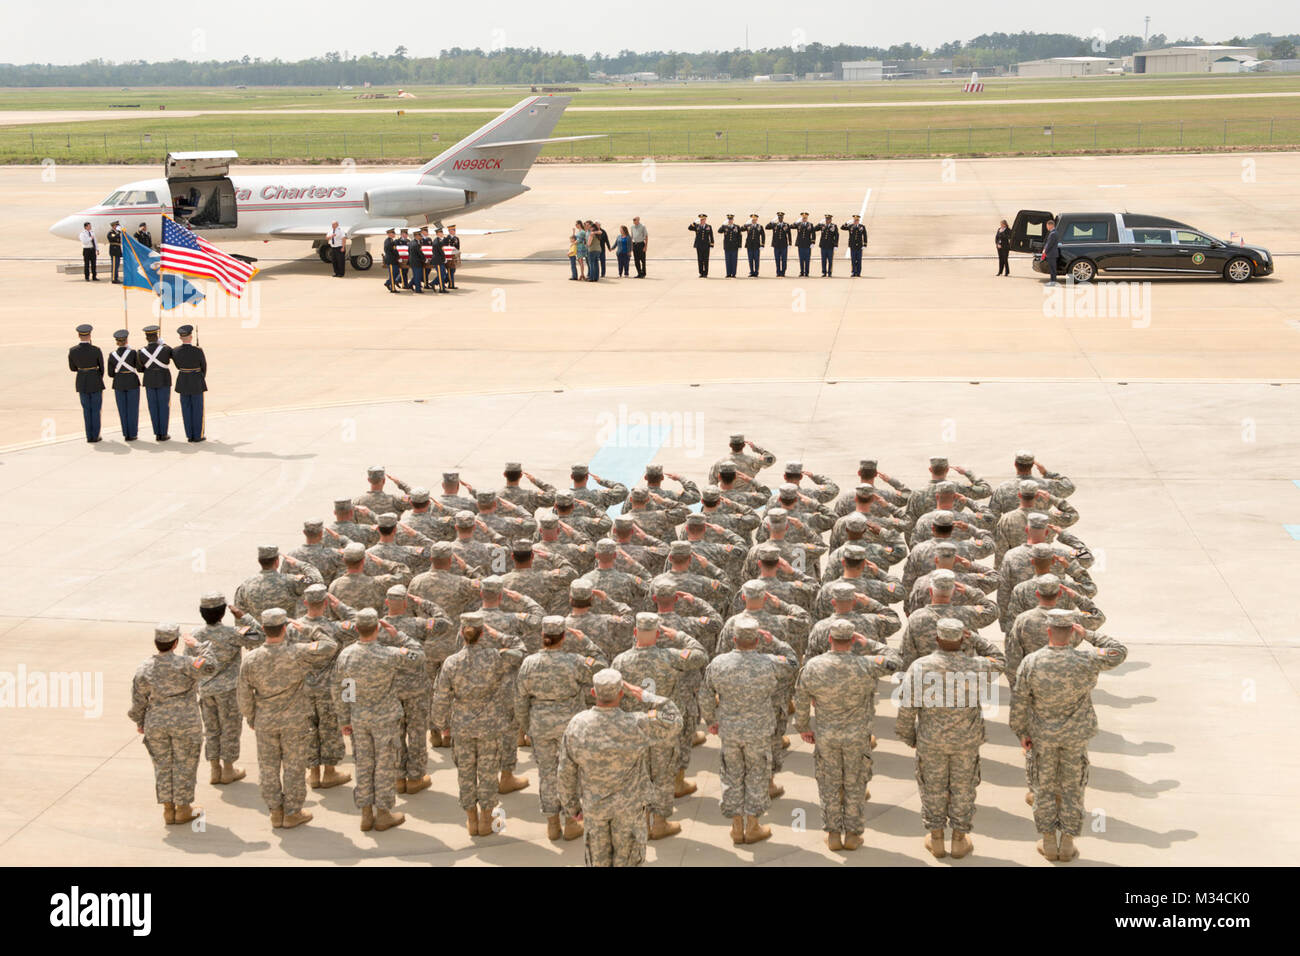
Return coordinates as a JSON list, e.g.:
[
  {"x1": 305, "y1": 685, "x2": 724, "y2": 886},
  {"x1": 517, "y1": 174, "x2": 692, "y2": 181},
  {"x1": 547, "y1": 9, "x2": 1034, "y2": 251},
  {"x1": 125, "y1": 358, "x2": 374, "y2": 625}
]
[{"x1": 419, "y1": 96, "x2": 572, "y2": 185}]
